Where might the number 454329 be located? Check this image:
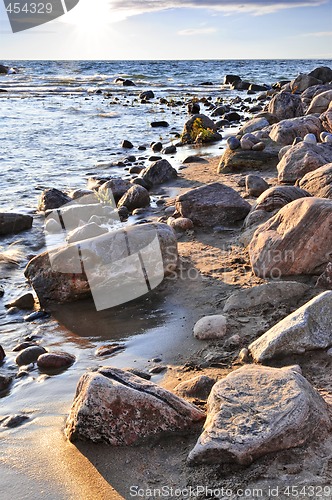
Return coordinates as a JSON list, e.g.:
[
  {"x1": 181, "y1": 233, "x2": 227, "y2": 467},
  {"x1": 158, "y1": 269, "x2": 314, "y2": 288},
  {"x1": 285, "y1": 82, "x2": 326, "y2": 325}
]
[{"x1": 5, "y1": 3, "x2": 53, "y2": 14}]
